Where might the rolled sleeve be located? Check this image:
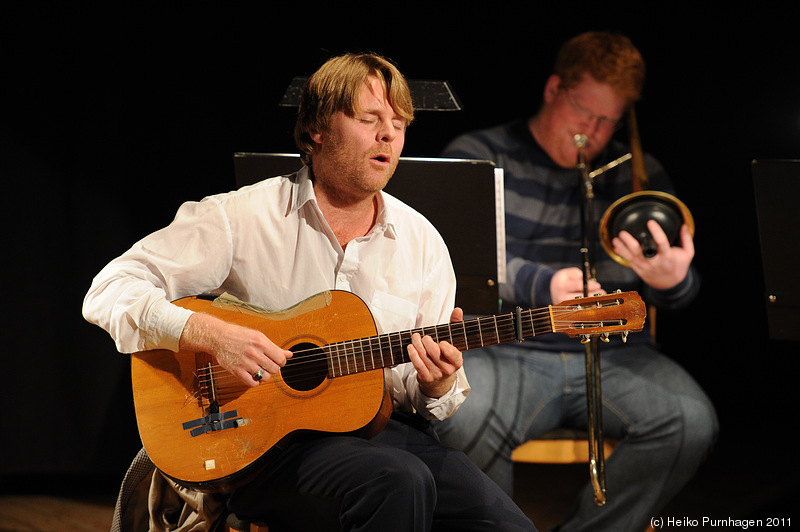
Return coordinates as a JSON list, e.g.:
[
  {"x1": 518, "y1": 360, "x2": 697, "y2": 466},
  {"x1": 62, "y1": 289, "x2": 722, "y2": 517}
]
[
  {"x1": 422, "y1": 366, "x2": 471, "y2": 420},
  {"x1": 390, "y1": 365, "x2": 471, "y2": 421}
]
